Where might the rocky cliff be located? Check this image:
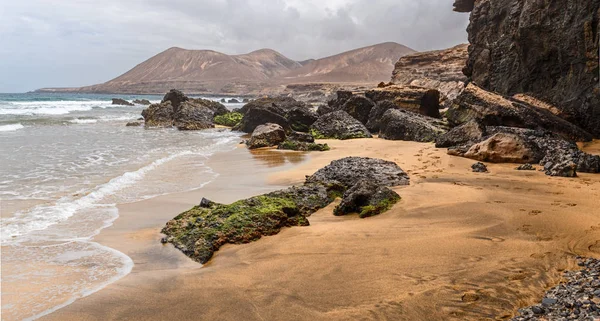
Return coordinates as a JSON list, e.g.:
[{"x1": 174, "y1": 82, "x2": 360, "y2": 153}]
[
  {"x1": 391, "y1": 44, "x2": 468, "y2": 106},
  {"x1": 454, "y1": 0, "x2": 600, "y2": 136}
]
